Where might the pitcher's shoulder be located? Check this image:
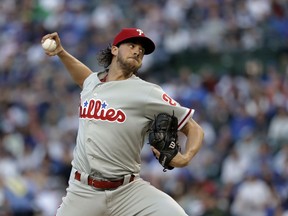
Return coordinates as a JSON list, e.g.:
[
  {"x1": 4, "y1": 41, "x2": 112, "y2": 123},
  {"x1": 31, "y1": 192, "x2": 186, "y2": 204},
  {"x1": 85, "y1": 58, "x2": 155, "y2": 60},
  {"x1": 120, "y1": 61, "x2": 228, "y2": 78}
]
[{"x1": 131, "y1": 76, "x2": 159, "y2": 88}]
